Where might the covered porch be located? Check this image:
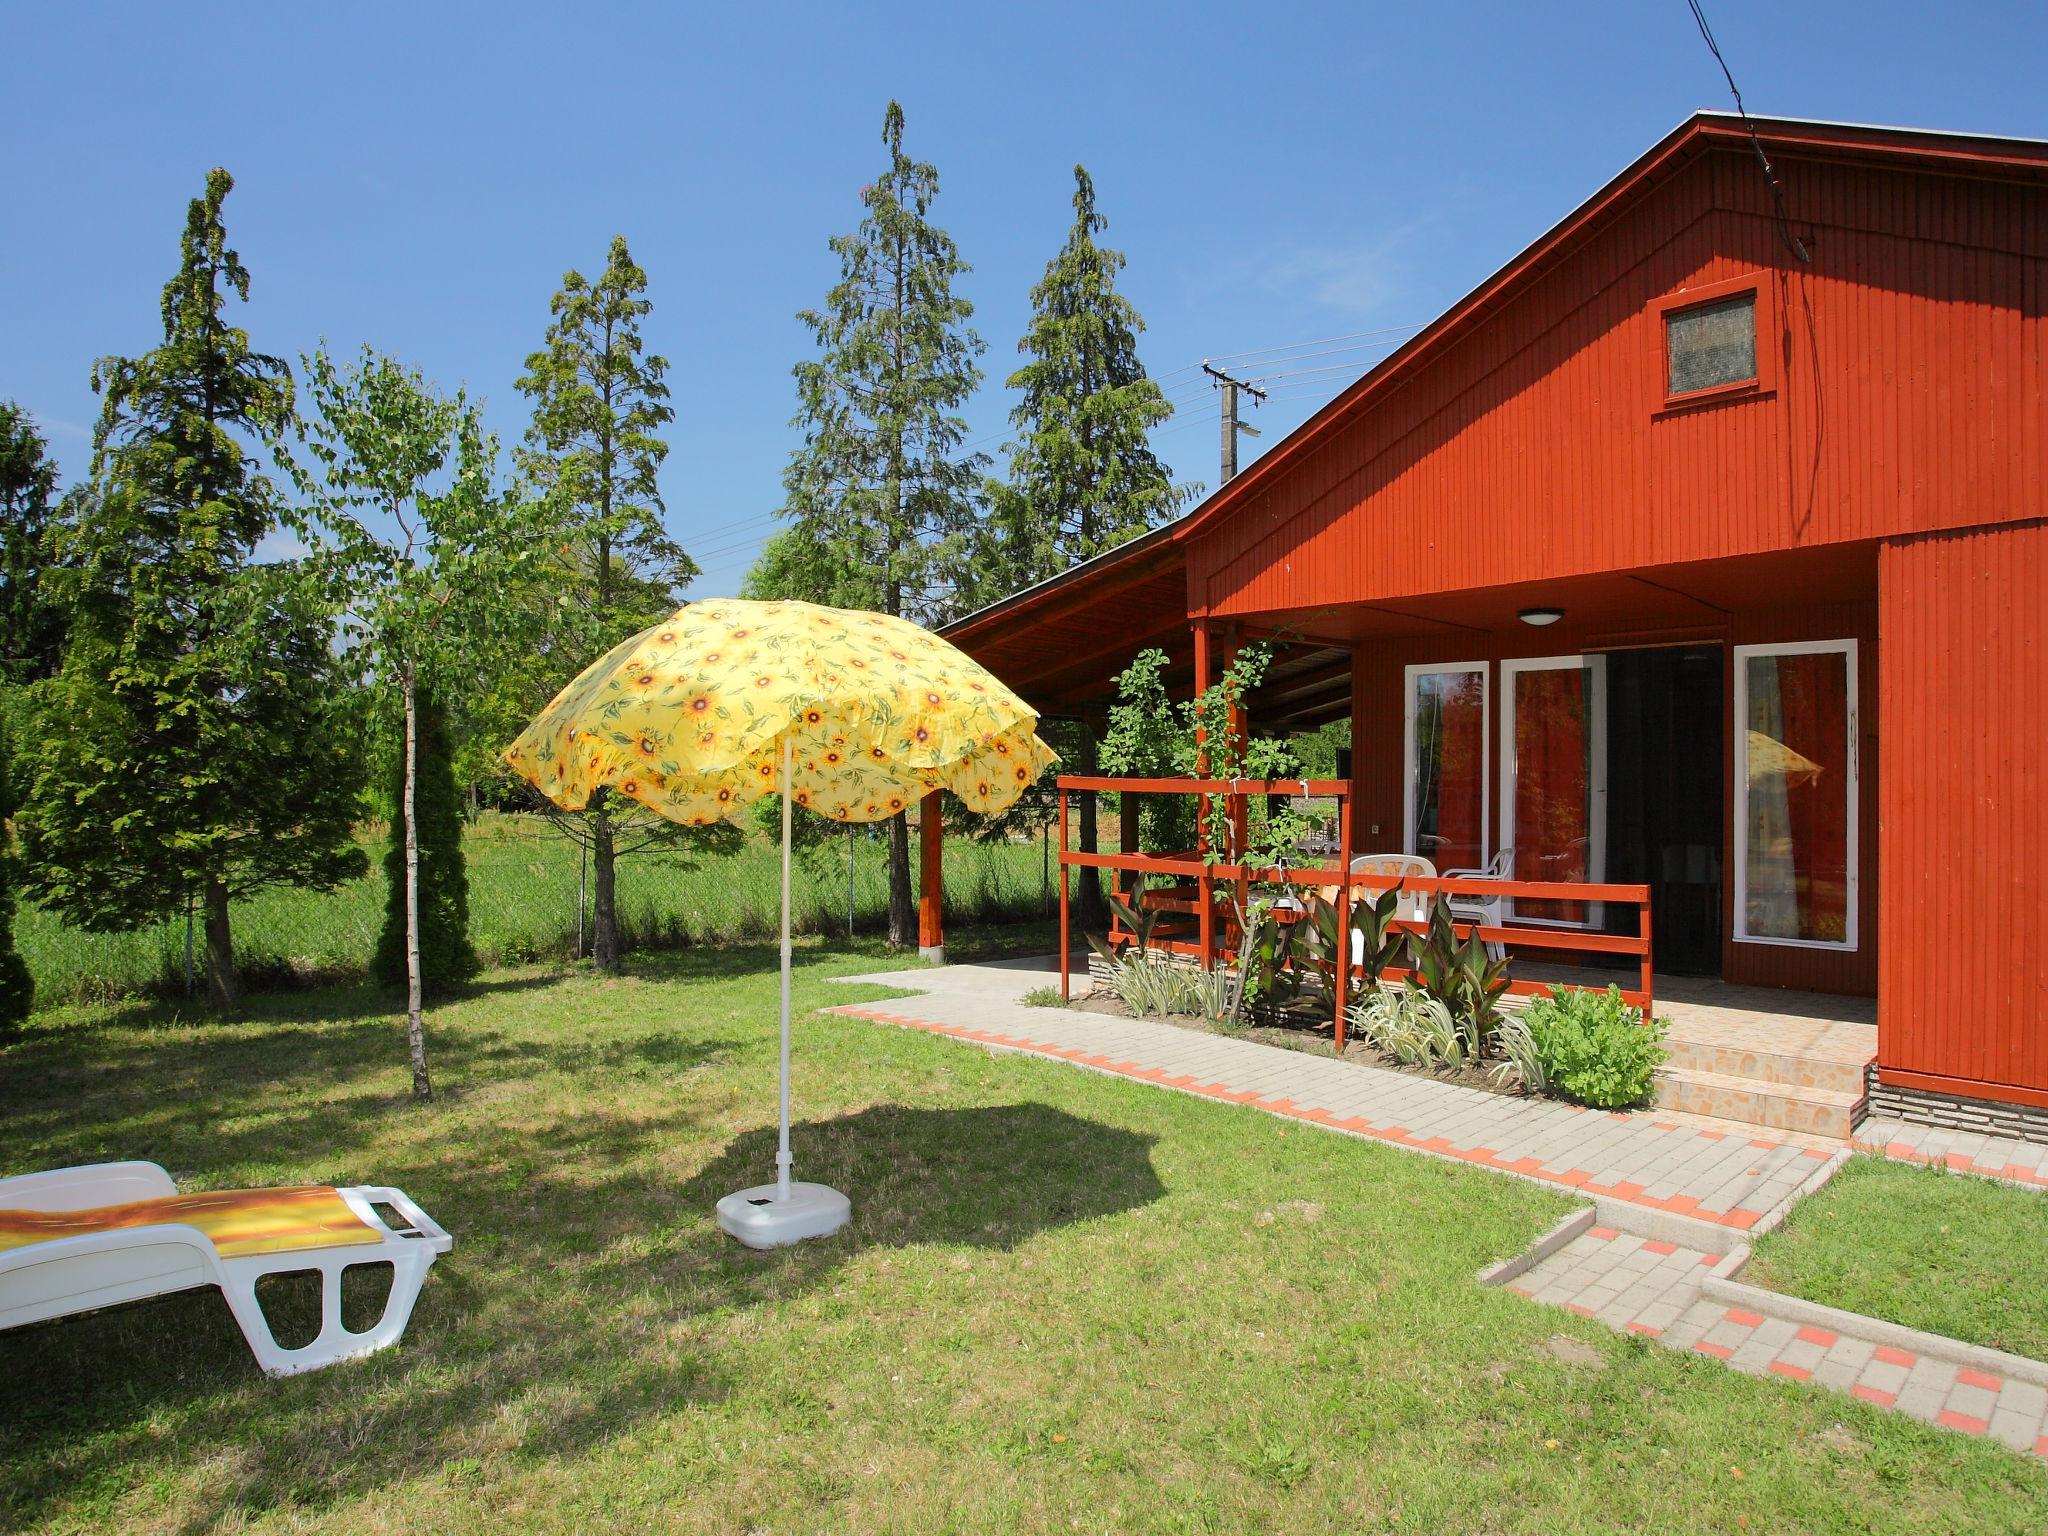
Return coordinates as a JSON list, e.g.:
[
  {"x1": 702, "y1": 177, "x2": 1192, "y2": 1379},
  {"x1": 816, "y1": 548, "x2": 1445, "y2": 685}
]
[{"x1": 923, "y1": 532, "x2": 1882, "y2": 1136}]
